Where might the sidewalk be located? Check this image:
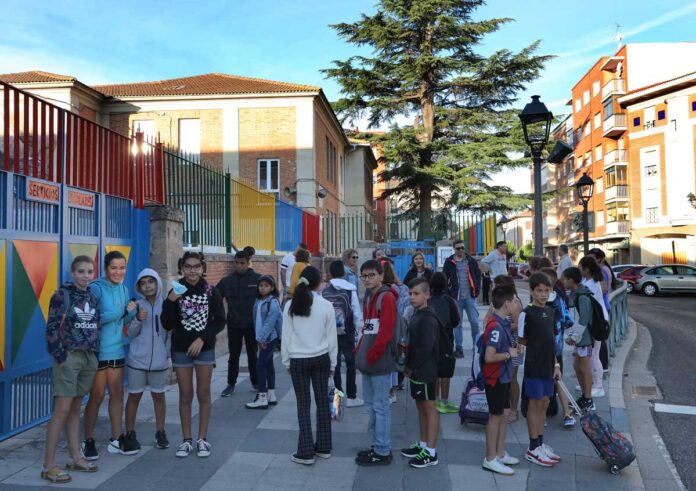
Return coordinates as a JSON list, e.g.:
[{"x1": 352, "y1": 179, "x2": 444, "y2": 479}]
[{"x1": 0, "y1": 301, "x2": 644, "y2": 490}]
